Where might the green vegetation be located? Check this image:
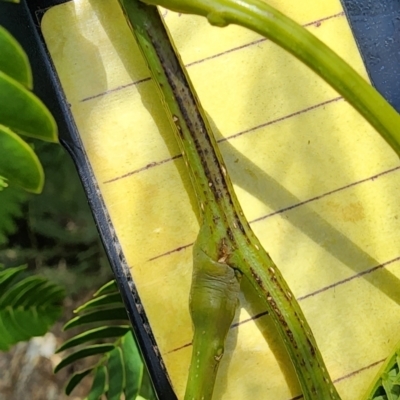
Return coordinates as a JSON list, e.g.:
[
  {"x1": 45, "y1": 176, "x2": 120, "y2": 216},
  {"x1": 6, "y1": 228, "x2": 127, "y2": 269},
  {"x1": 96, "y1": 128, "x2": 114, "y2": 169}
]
[{"x1": 2, "y1": 0, "x2": 400, "y2": 399}]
